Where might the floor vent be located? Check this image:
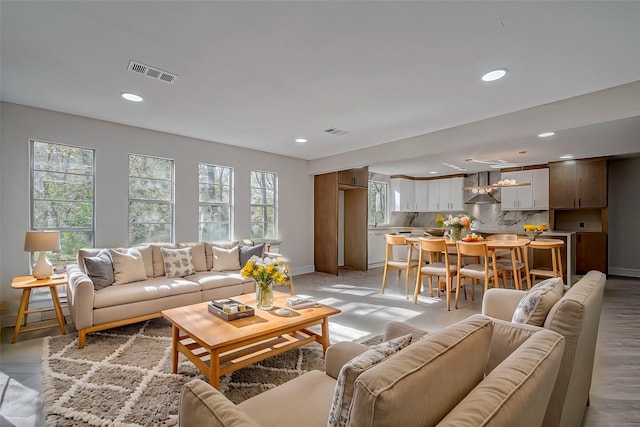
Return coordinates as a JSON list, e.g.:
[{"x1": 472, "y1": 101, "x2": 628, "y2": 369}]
[
  {"x1": 324, "y1": 128, "x2": 349, "y2": 136},
  {"x1": 127, "y1": 60, "x2": 177, "y2": 84}
]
